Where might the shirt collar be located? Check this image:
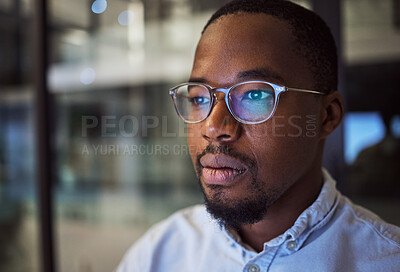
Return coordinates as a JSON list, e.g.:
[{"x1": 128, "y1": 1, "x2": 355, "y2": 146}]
[{"x1": 220, "y1": 168, "x2": 339, "y2": 252}]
